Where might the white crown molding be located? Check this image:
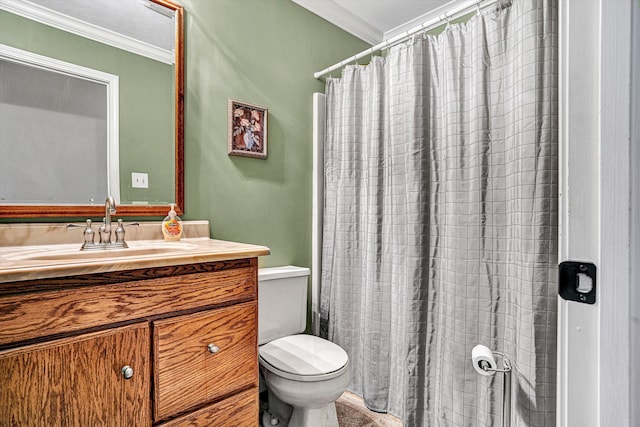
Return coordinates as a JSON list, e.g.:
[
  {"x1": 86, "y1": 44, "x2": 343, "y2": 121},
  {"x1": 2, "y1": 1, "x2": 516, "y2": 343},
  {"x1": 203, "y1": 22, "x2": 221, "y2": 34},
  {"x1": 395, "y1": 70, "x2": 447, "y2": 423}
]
[
  {"x1": 292, "y1": 0, "x2": 382, "y2": 45},
  {"x1": 0, "y1": 0, "x2": 174, "y2": 64}
]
